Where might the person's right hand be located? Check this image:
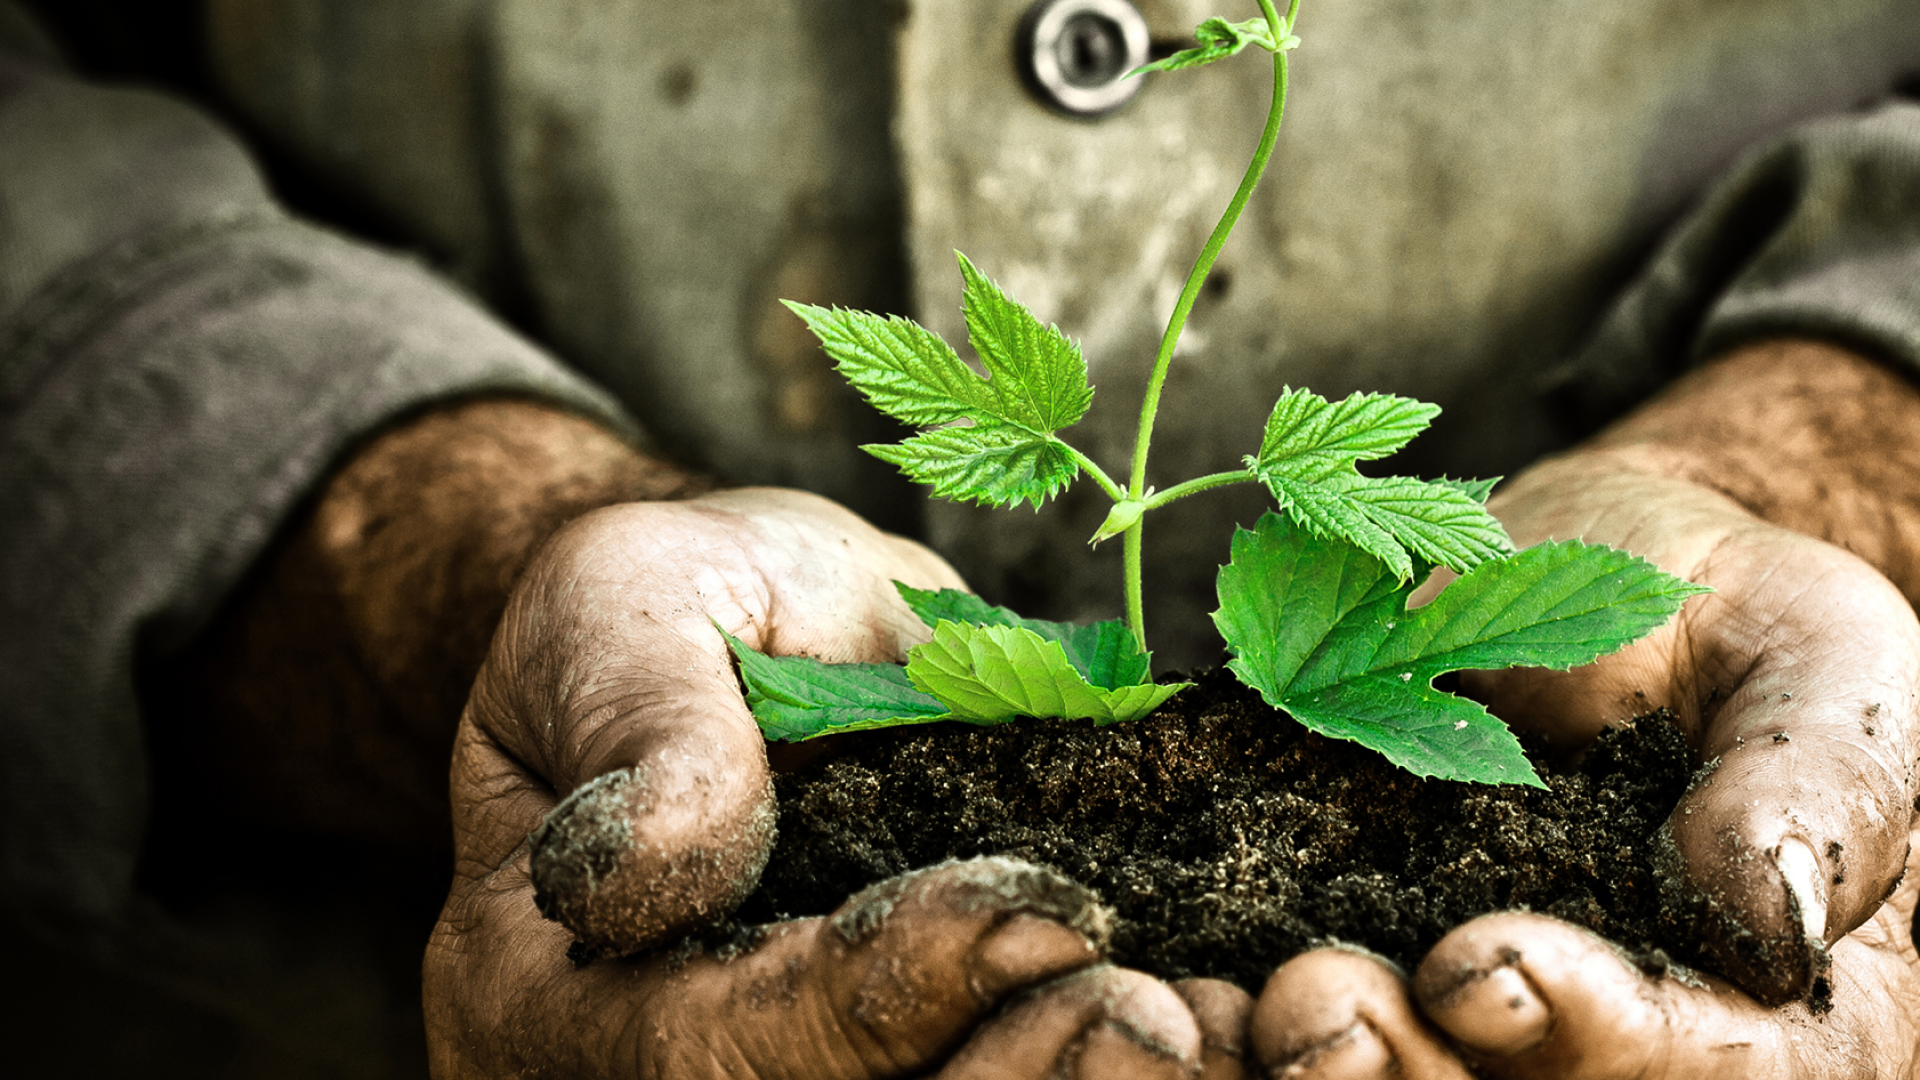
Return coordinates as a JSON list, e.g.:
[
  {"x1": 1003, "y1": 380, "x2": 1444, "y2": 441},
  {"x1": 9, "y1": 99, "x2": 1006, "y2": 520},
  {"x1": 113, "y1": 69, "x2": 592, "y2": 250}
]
[
  {"x1": 1236, "y1": 340, "x2": 1920, "y2": 1079},
  {"x1": 419, "y1": 487, "x2": 1213, "y2": 1079},
  {"x1": 1244, "y1": 461, "x2": 1920, "y2": 1079}
]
